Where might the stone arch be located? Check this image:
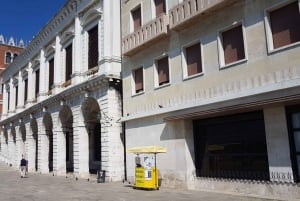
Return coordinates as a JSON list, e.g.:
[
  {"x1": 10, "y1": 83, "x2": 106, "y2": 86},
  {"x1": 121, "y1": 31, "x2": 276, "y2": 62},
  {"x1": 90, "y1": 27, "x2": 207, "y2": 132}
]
[
  {"x1": 43, "y1": 112, "x2": 53, "y2": 172},
  {"x1": 80, "y1": 8, "x2": 102, "y2": 27},
  {"x1": 59, "y1": 105, "x2": 74, "y2": 172},
  {"x1": 81, "y1": 97, "x2": 101, "y2": 174},
  {"x1": 30, "y1": 118, "x2": 38, "y2": 171}
]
